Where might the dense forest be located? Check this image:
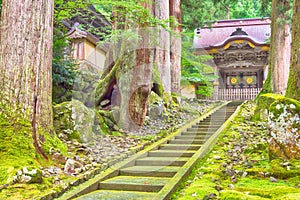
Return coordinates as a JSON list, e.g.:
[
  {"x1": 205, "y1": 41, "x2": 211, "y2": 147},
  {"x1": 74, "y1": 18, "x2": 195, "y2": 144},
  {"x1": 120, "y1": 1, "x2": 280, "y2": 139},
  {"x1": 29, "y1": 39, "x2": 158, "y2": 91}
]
[{"x1": 0, "y1": 0, "x2": 299, "y2": 199}]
